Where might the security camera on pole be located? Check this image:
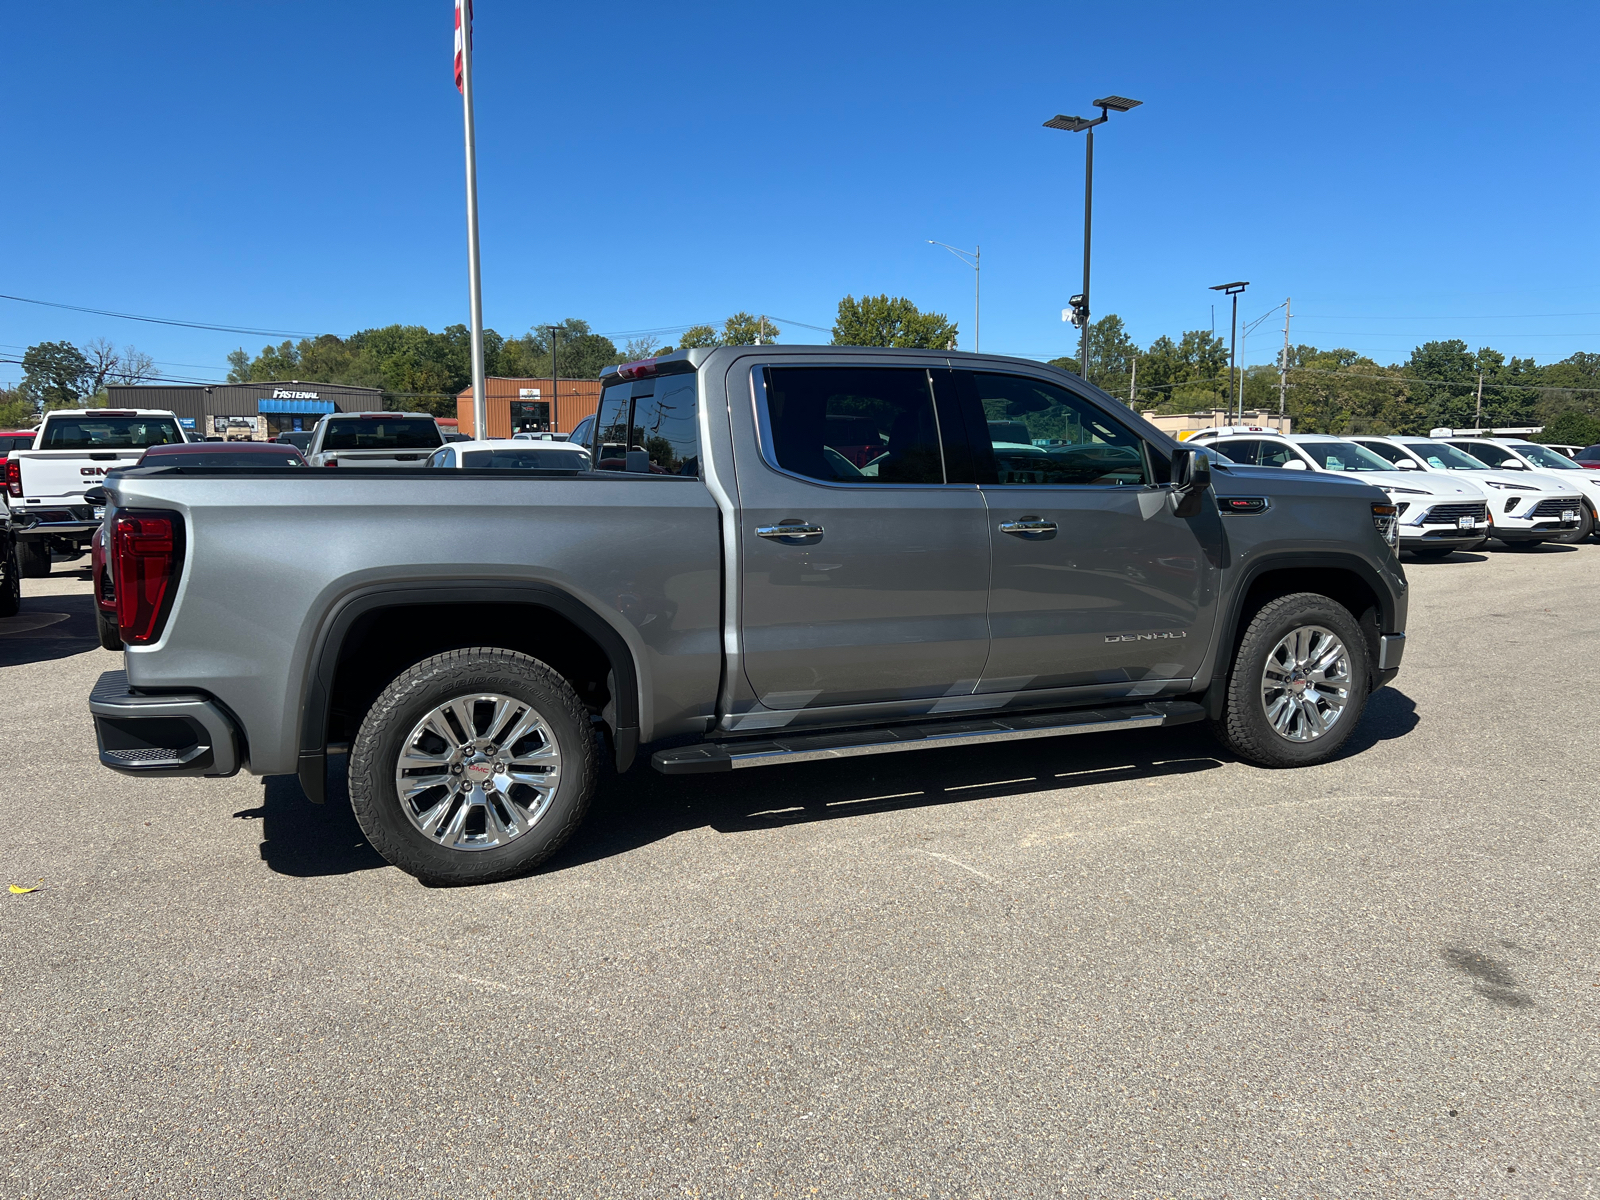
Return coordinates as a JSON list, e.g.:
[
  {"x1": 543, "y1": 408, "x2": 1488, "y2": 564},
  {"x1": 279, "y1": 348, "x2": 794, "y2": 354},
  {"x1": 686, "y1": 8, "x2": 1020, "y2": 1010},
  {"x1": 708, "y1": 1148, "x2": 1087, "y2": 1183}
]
[{"x1": 1044, "y1": 96, "x2": 1142, "y2": 379}]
